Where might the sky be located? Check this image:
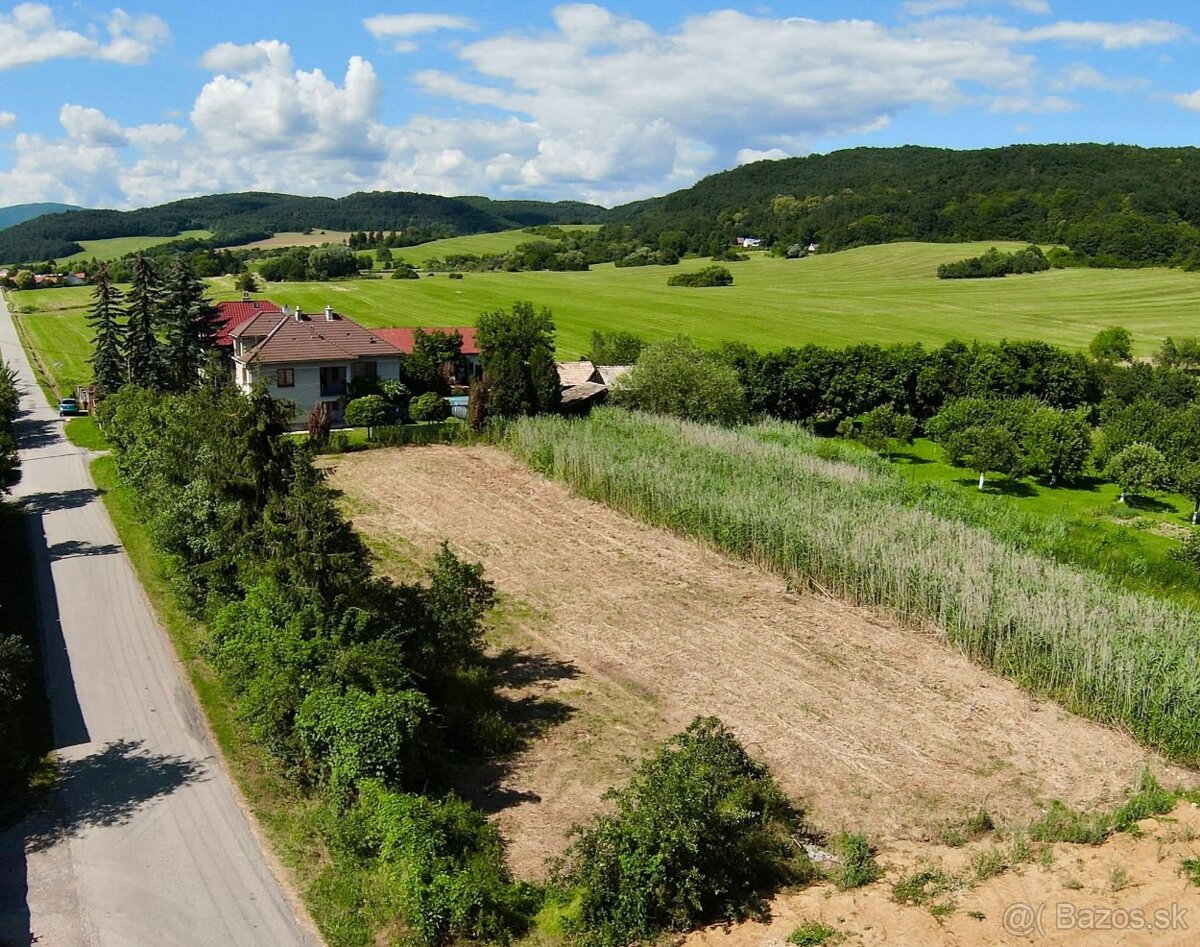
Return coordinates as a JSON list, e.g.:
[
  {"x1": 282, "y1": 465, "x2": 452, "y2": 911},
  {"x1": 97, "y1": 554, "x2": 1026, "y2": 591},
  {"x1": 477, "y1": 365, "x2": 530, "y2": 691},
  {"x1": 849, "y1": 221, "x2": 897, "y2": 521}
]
[{"x1": 0, "y1": 1, "x2": 1198, "y2": 210}]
